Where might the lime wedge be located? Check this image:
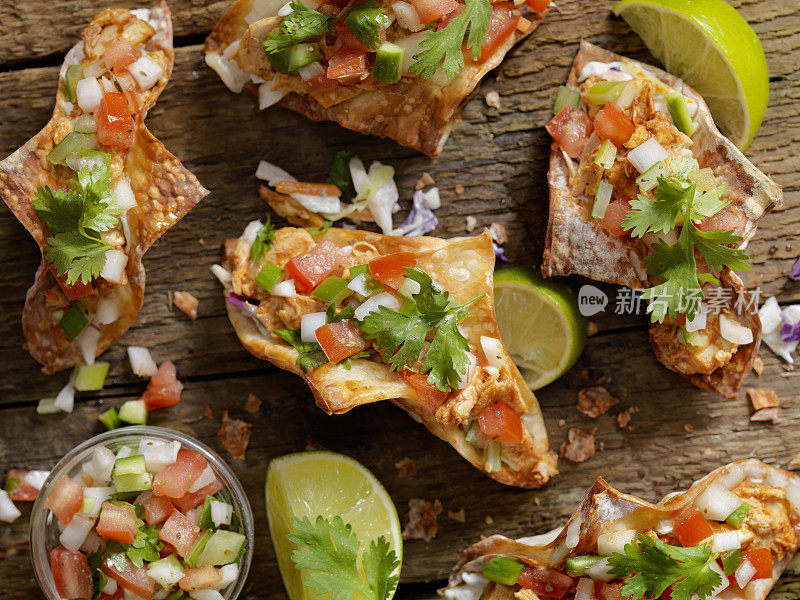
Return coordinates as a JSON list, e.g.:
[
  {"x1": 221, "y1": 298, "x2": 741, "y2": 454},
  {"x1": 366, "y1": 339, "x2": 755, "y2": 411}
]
[
  {"x1": 494, "y1": 268, "x2": 587, "y2": 390},
  {"x1": 265, "y1": 451, "x2": 402, "y2": 600},
  {"x1": 613, "y1": 0, "x2": 769, "y2": 150}
]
